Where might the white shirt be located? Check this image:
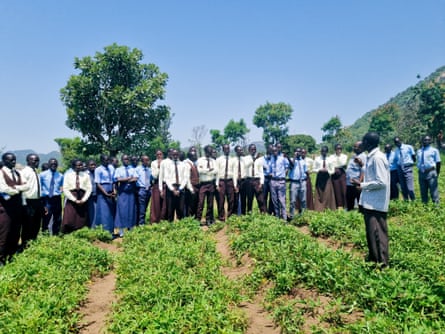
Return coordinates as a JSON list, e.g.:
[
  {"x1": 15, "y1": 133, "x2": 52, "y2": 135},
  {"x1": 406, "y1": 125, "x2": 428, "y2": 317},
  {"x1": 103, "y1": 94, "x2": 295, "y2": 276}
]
[
  {"x1": 197, "y1": 157, "x2": 217, "y2": 182},
  {"x1": 160, "y1": 159, "x2": 188, "y2": 191},
  {"x1": 63, "y1": 170, "x2": 92, "y2": 203},
  {"x1": 20, "y1": 166, "x2": 40, "y2": 199},
  {"x1": 359, "y1": 147, "x2": 390, "y2": 213},
  {"x1": 312, "y1": 155, "x2": 335, "y2": 175}
]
